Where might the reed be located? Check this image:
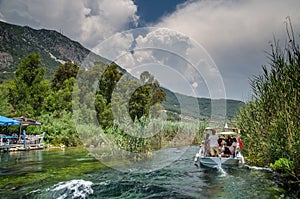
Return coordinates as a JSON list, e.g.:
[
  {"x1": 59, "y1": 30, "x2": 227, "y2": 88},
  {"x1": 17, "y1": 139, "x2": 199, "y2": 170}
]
[{"x1": 236, "y1": 18, "x2": 299, "y2": 185}]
